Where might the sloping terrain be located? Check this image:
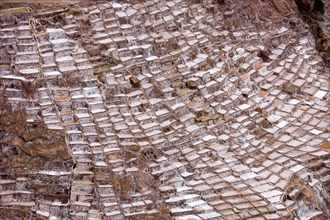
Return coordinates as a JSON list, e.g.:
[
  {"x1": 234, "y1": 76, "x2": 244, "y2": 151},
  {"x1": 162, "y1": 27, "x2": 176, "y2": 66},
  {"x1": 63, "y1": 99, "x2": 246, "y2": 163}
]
[{"x1": 0, "y1": 0, "x2": 329, "y2": 219}]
